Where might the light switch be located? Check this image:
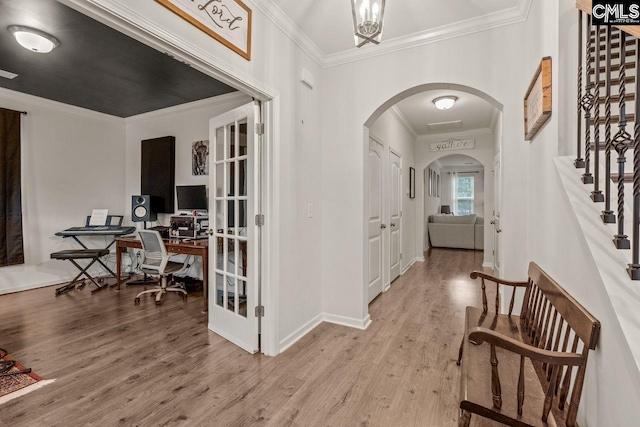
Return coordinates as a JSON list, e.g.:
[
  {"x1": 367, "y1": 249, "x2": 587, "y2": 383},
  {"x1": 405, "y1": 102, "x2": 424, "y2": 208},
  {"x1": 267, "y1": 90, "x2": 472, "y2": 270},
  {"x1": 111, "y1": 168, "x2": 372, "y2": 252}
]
[{"x1": 307, "y1": 203, "x2": 313, "y2": 218}]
